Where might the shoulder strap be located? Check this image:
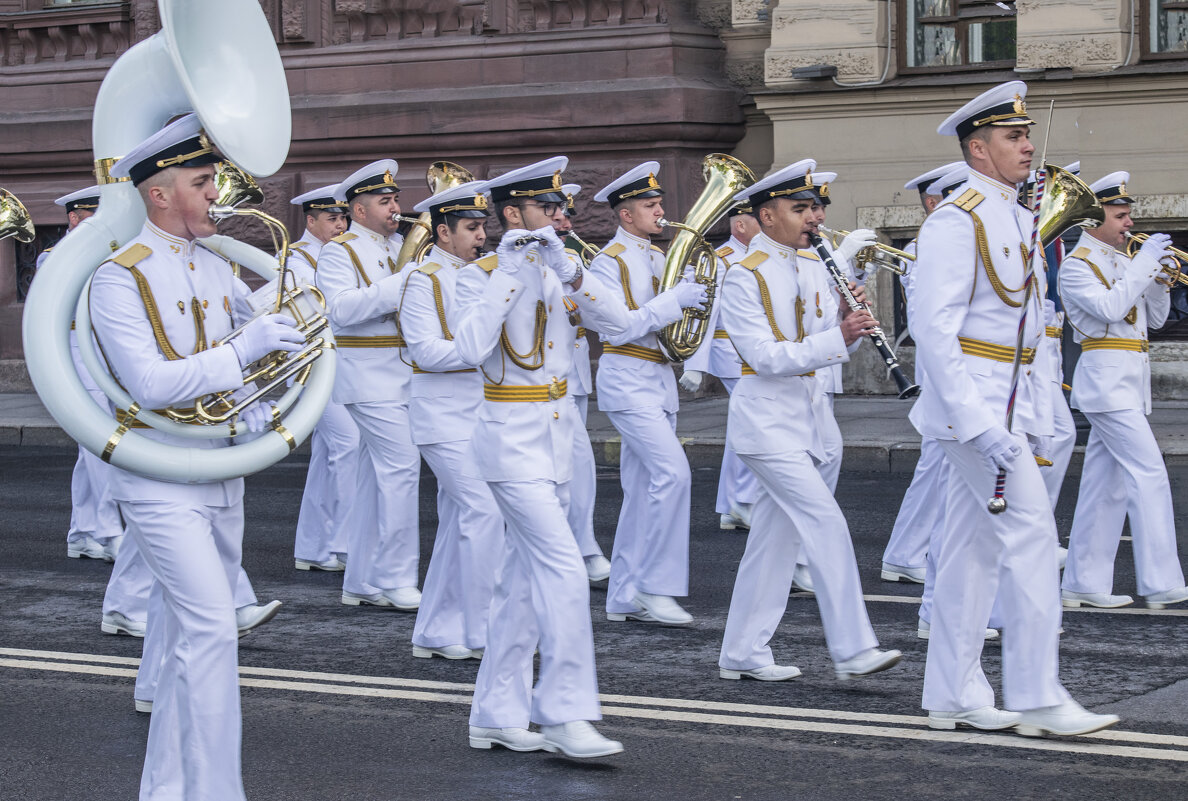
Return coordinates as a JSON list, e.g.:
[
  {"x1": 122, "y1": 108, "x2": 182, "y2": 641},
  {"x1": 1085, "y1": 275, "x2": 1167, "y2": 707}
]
[
  {"x1": 111, "y1": 243, "x2": 152, "y2": 269},
  {"x1": 795, "y1": 249, "x2": 820, "y2": 261},
  {"x1": 952, "y1": 188, "x2": 985, "y2": 212},
  {"x1": 416, "y1": 262, "x2": 442, "y2": 276},
  {"x1": 716, "y1": 245, "x2": 733, "y2": 259},
  {"x1": 475, "y1": 253, "x2": 499, "y2": 274},
  {"x1": 650, "y1": 244, "x2": 664, "y2": 254},
  {"x1": 1069, "y1": 246, "x2": 1091, "y2": 260},
  {"x1": 601, "y1": 243, "x2": 626, "y2": 259},
  {"x1": 738, "y1": 251, "x2": 768, "y2": 271},
  {"x1": 331, "y1": 232, "x2": 358, "y2": 244}
]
